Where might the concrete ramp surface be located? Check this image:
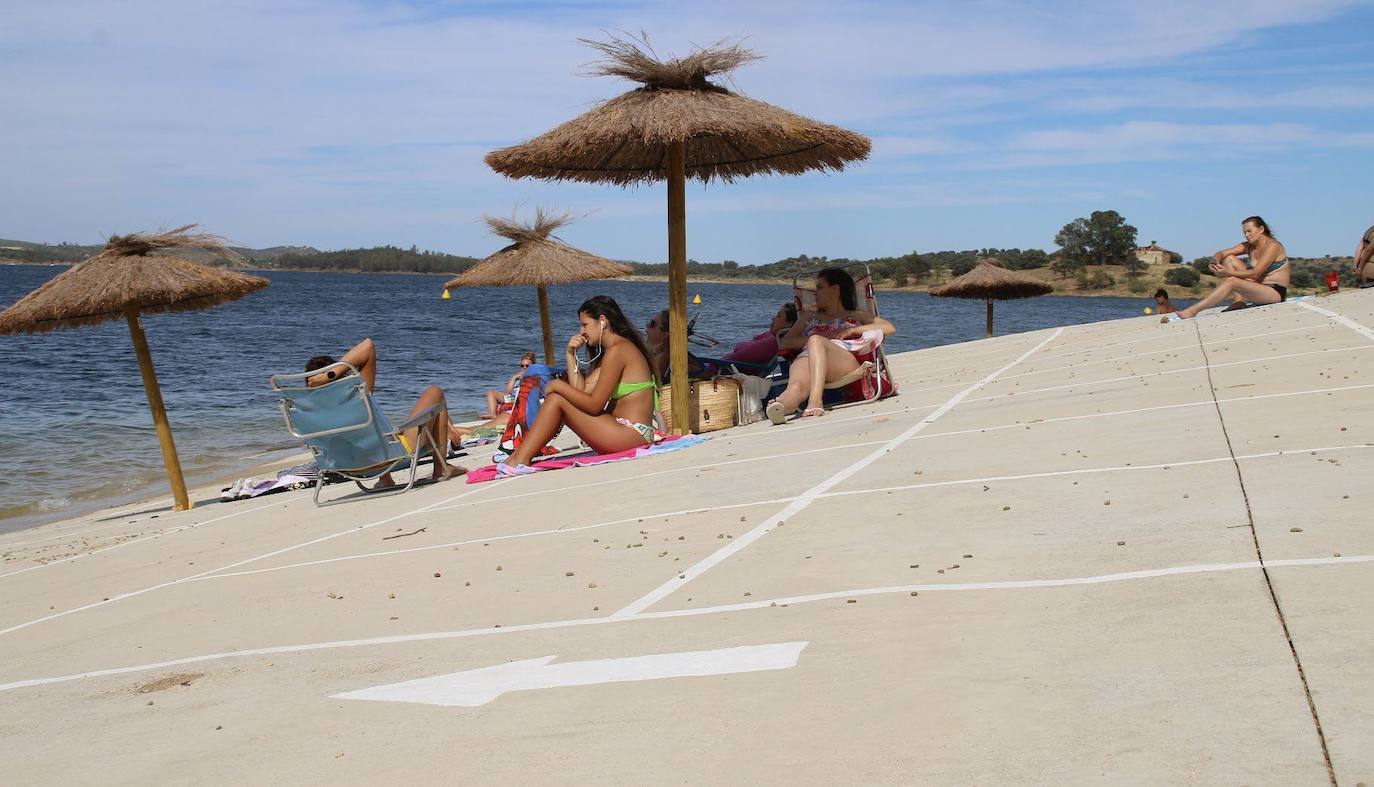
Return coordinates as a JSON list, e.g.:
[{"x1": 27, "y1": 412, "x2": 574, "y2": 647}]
[{"x1": 2, "y1": 291, "x2": 1371, "y2": 784}]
